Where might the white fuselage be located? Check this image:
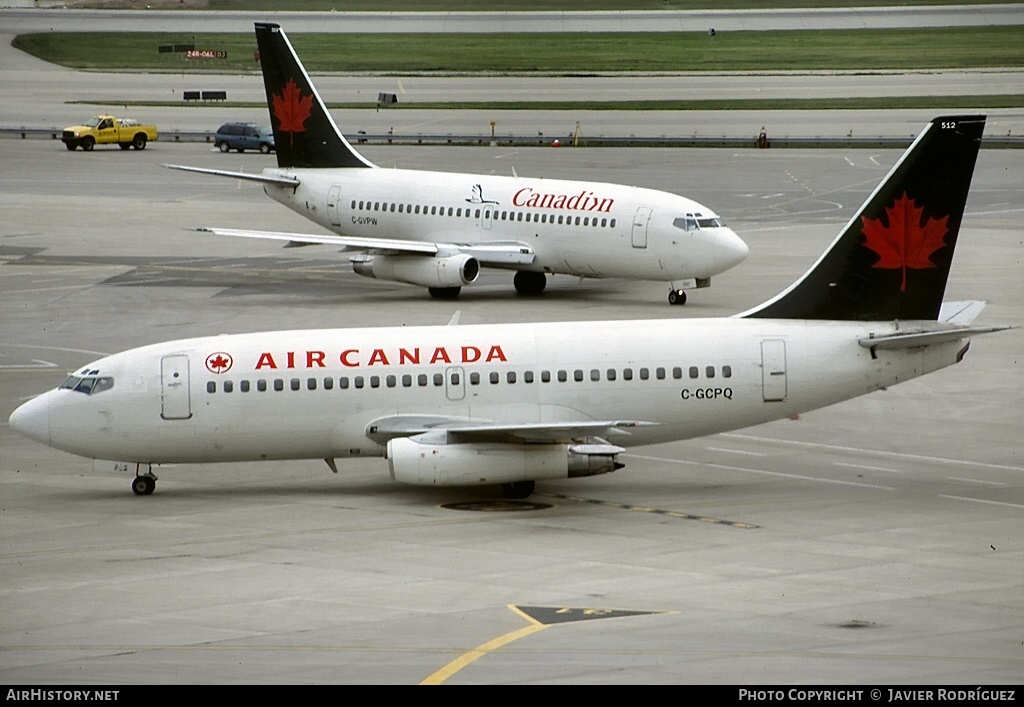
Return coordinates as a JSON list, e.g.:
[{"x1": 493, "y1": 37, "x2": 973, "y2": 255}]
[
  {"x1": 11, "y1": 318, "x2": 966, "y2": 467},
  {"x1": 262, "y1": 167, "x2": 748, "y2": 281}
]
